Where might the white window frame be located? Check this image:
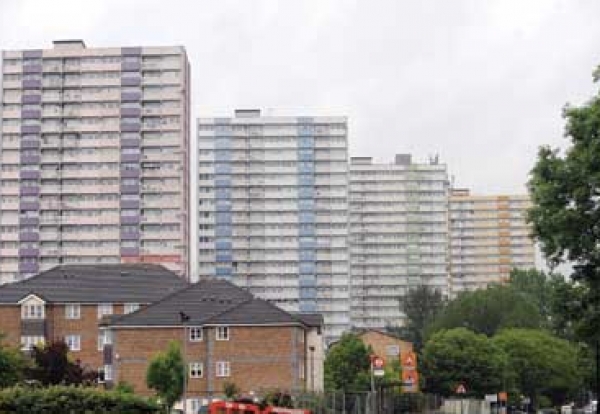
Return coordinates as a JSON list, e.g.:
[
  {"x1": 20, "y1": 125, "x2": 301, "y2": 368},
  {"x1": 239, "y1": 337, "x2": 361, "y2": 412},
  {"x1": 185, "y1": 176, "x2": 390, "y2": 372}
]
[
  {"x1": 97, "y1": 303, "x2": 113, "y2": 319},
  {"x1": 21, "y1": 303, "x2": 45, "y2": 319},
  {"x1": 65, "y1": 304, "x2": 81, "y2": 320},
  {"x1": 97, "y1": 329, "x2": 112, "y2": 351},
  {"x1": 216, "y1": 361, "x2": 230, "y2": 377},
  {"x1": 124, "y1": 303, "x2": 140, "y2": 314},
  {"x1": 65, "y1": 335, "x2": 81, "y2": 352},
  {"x1": 189, "y1": 327, "x2": 203, "y2": 342},
  {"x1": 189, "y1": 362, "x2": 203, "y2": 378},
  {"x1": 216, "y1": 326, "x2": 229, "y2": 341},
  {"x1": 104, "y1": 364, "x2": 113, "y2": 381},
  {"x1": 20, "y1": 335, "x2": 45, "y2": 351}
]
